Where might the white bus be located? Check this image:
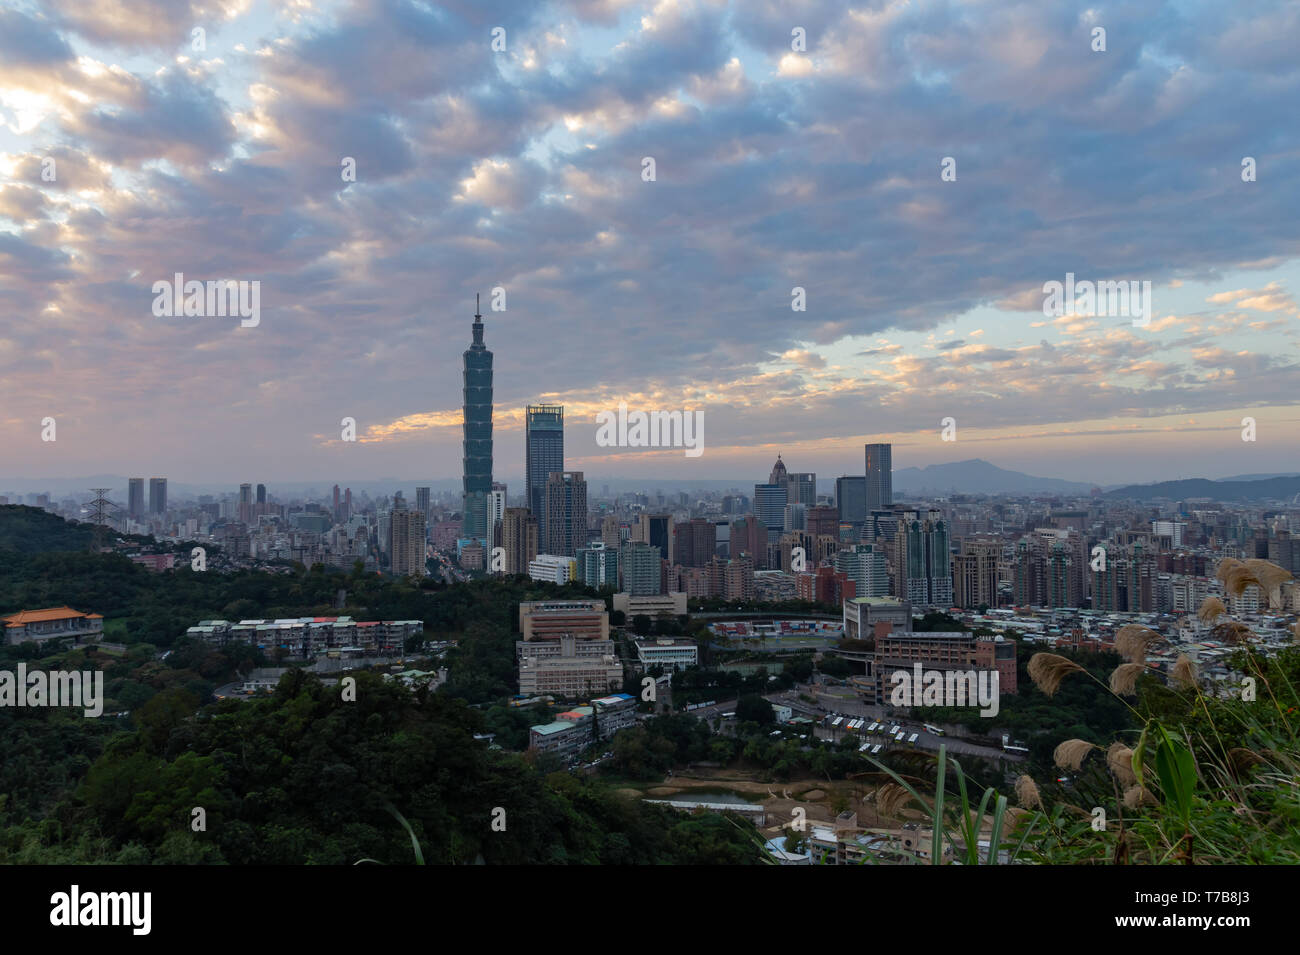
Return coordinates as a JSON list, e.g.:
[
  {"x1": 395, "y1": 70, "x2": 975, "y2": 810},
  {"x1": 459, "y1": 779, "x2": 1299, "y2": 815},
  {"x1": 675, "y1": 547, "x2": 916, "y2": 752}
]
[{"x1": 923, "y1": 723, "x2": 945, "y2": 737}]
